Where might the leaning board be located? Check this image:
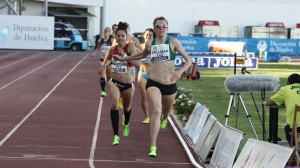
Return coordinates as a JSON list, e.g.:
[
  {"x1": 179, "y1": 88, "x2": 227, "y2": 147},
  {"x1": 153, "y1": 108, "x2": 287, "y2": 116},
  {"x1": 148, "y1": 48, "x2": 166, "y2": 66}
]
[
  {"x1": 184, "y1": 103, "x2": 210, "y2": 144},
  {"x1": 232, "y1": 138, "x2": 293, "y2": 168},
  {"x1": 209, "y1": 126, "x2": 244, "y2": 168},
  {"x1": 197, "y1": 120, "x2": 222, "y2": 162}
]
